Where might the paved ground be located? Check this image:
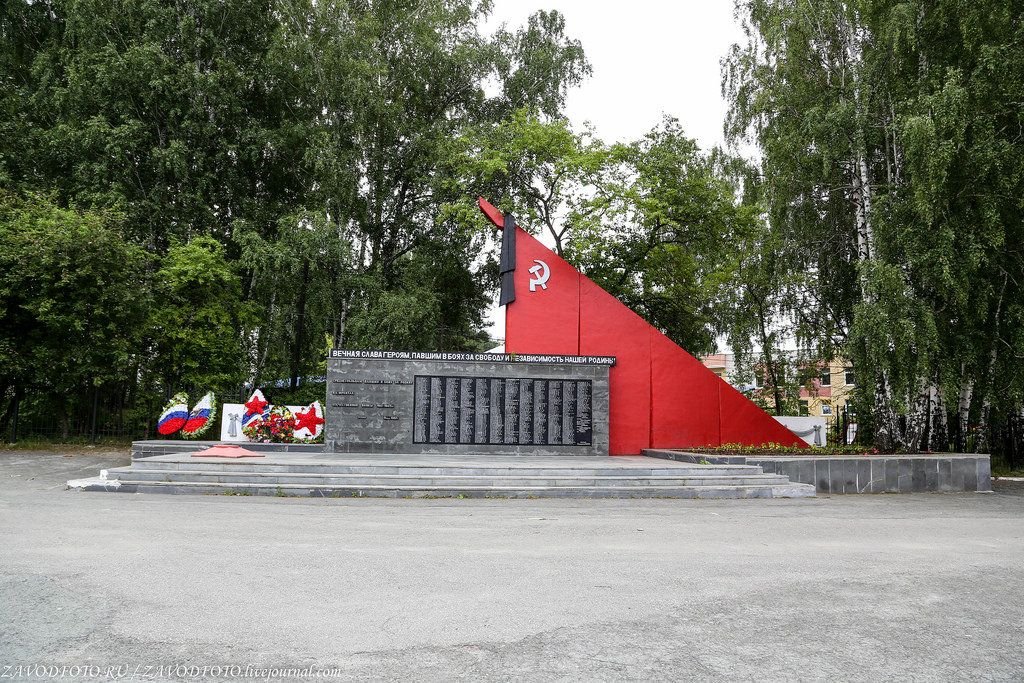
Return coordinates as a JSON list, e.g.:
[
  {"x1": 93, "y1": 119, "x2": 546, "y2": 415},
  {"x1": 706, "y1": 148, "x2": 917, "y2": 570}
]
[{"x1": 1, "y1": 450, "x2": 1023, "y2": 681}]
